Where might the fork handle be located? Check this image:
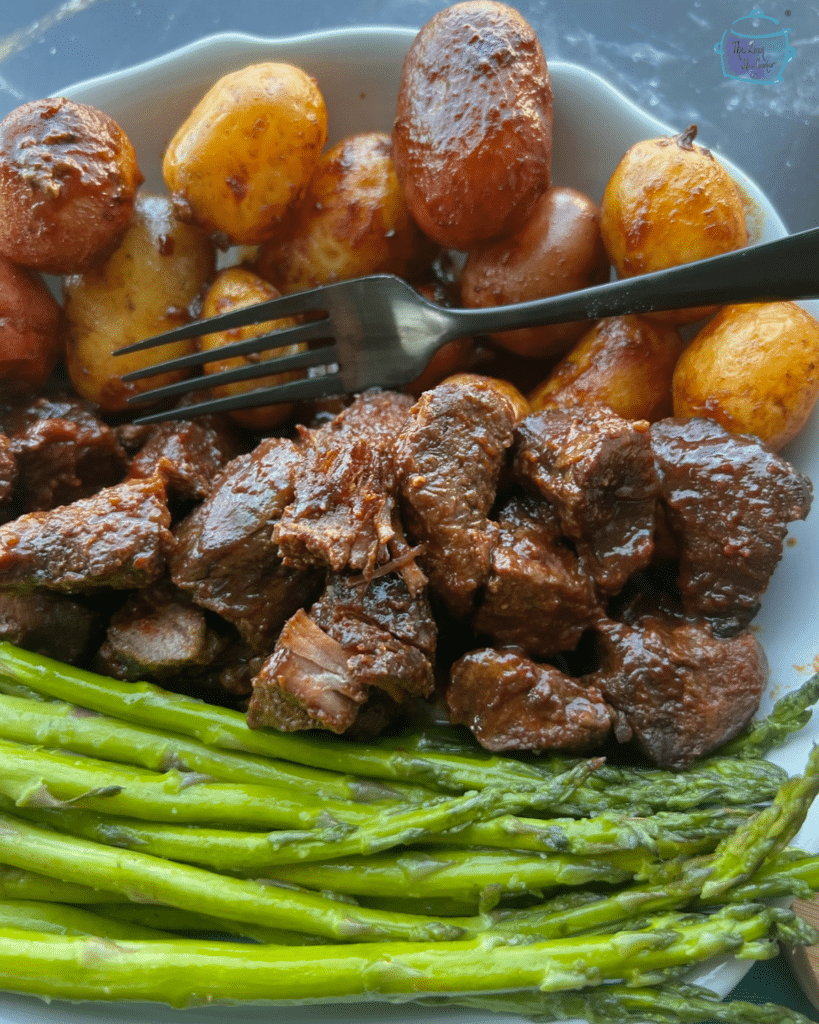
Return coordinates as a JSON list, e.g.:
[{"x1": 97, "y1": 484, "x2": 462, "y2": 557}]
[{"x1": 447, "y1": 226, "x2": 819, "y2": 336}]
